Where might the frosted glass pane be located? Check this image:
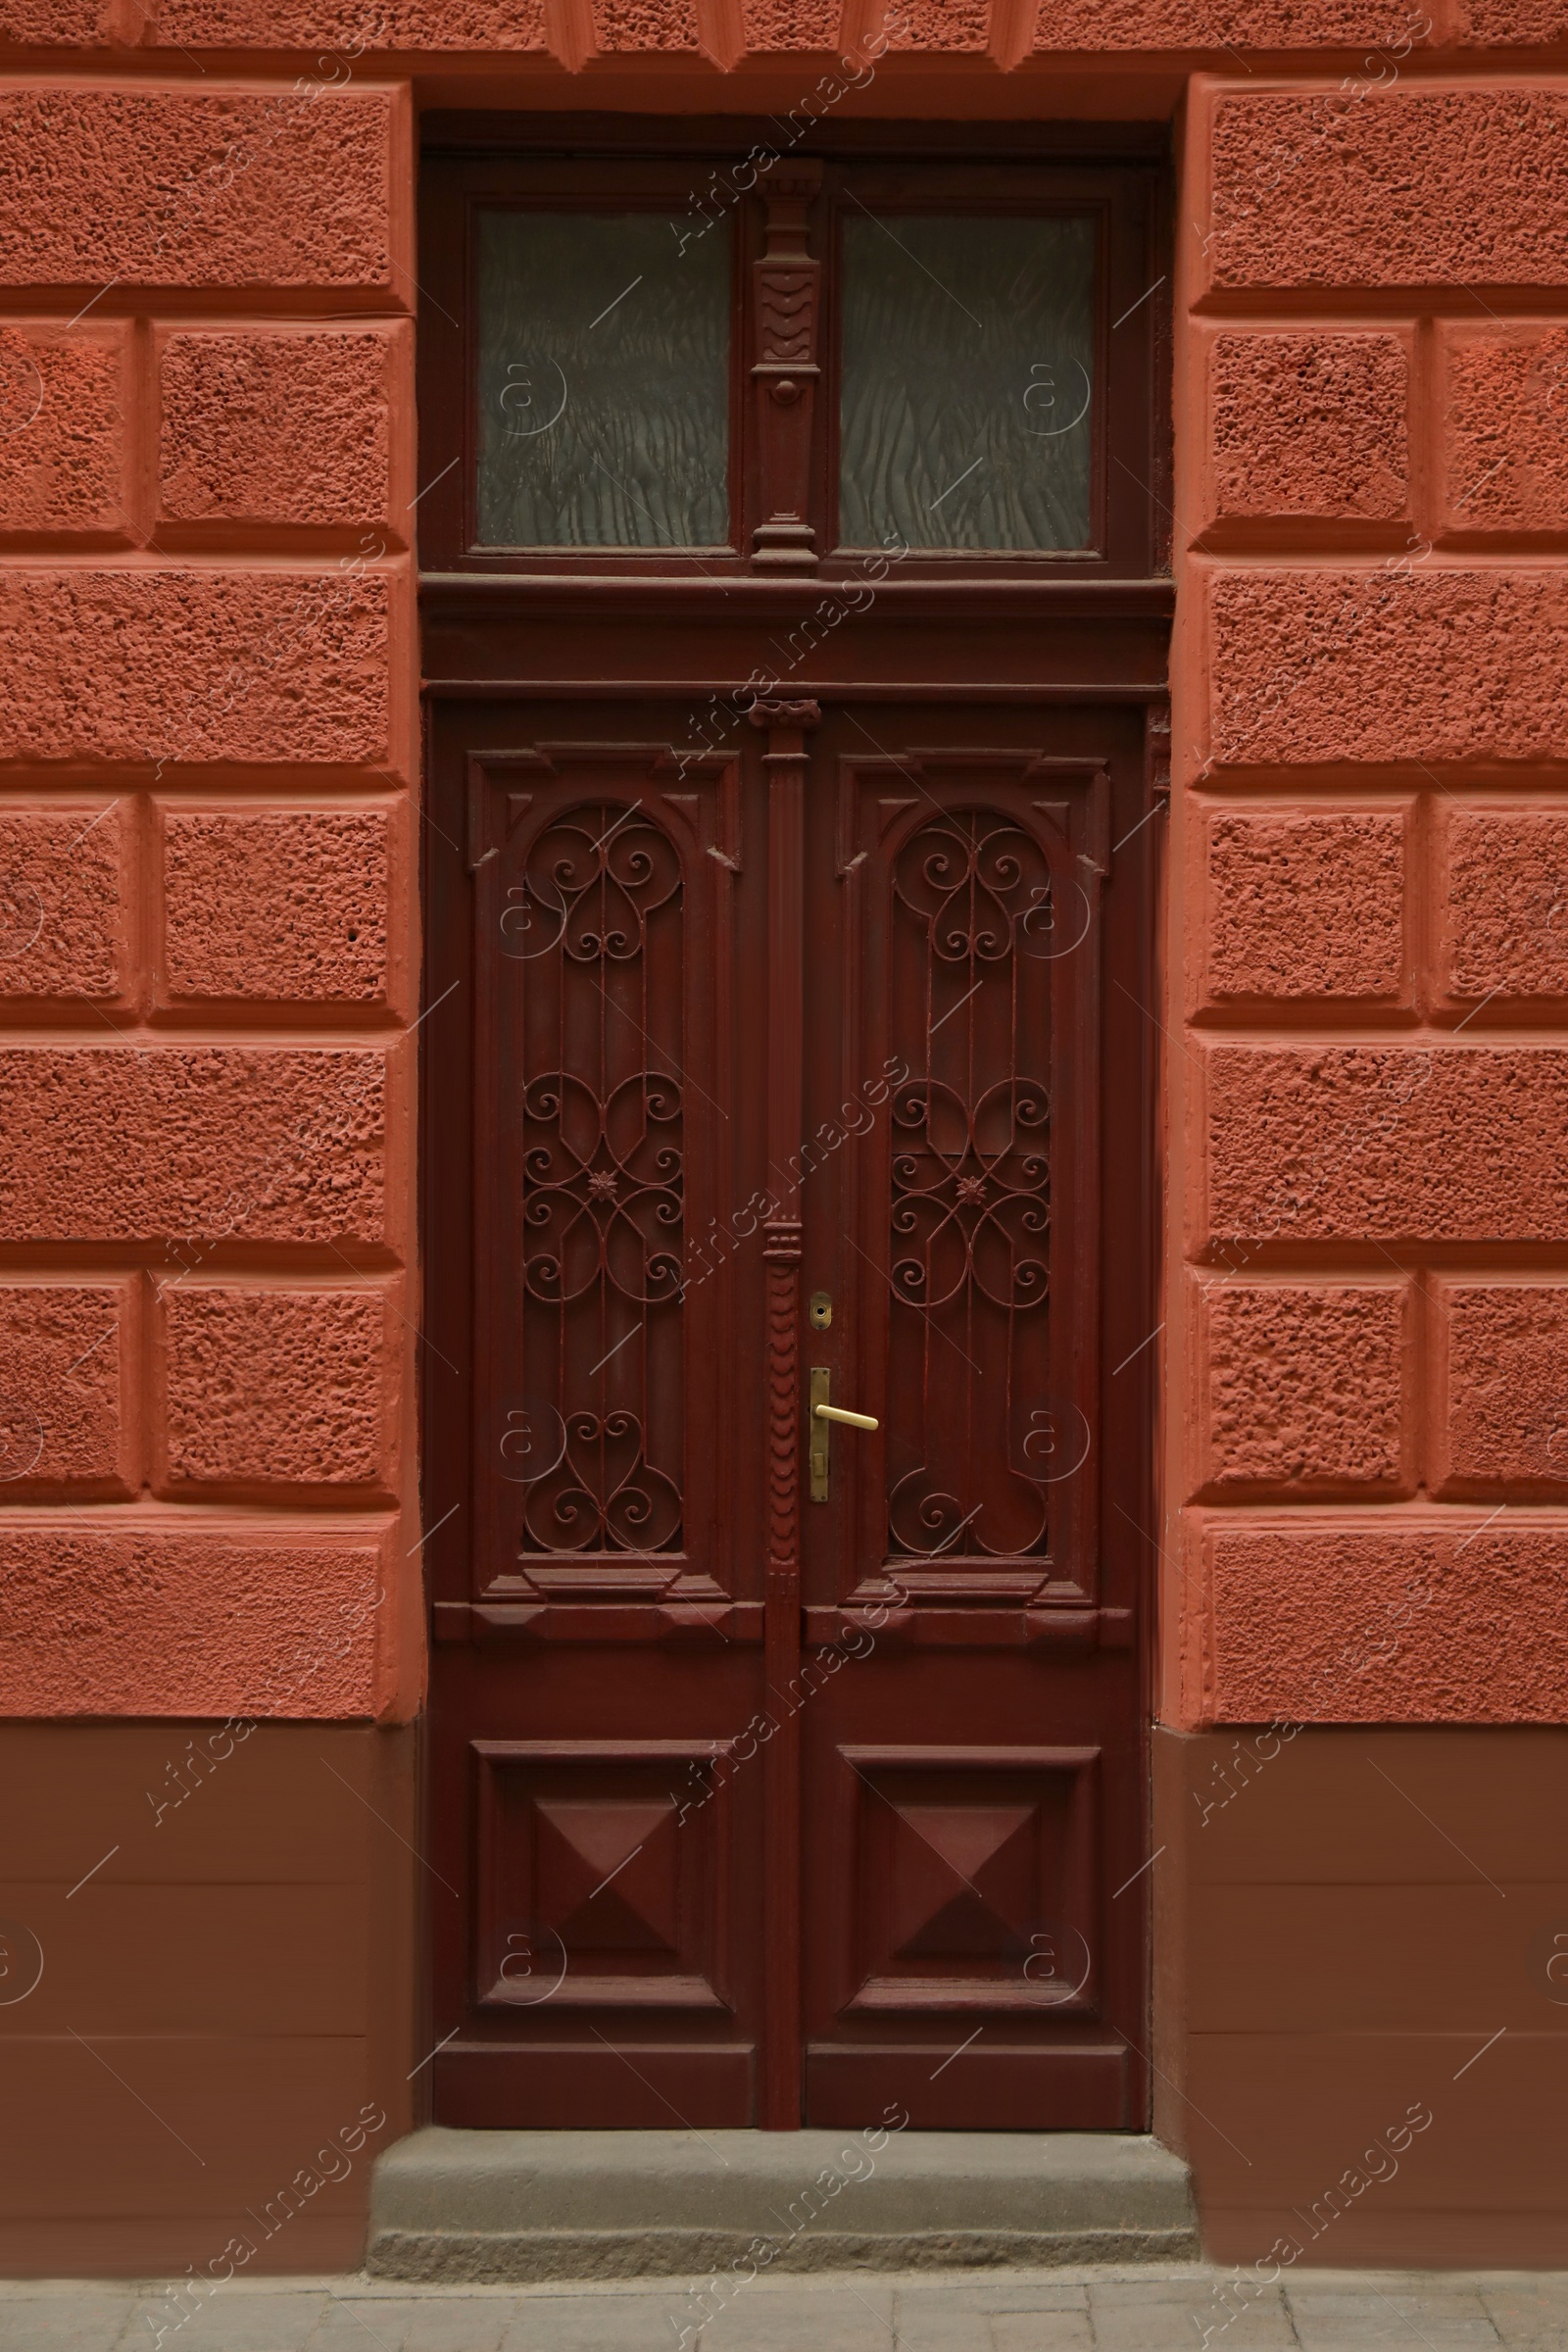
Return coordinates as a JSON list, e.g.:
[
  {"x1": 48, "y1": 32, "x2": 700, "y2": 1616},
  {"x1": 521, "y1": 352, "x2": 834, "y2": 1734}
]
[
  {"x1": 840, "y1": 214, "x2": 1095, "y2": 552},
  {"x1": 476, "y1": 212, "x2": 730, "y2": 550}
]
